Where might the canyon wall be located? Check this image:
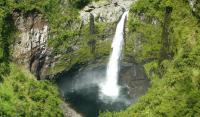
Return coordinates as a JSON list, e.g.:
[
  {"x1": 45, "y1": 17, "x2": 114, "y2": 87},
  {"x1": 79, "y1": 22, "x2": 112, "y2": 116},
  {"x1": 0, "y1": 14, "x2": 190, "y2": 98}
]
[{"x1": 11, "y1": 0, "x2": 135, "y2": 79}]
